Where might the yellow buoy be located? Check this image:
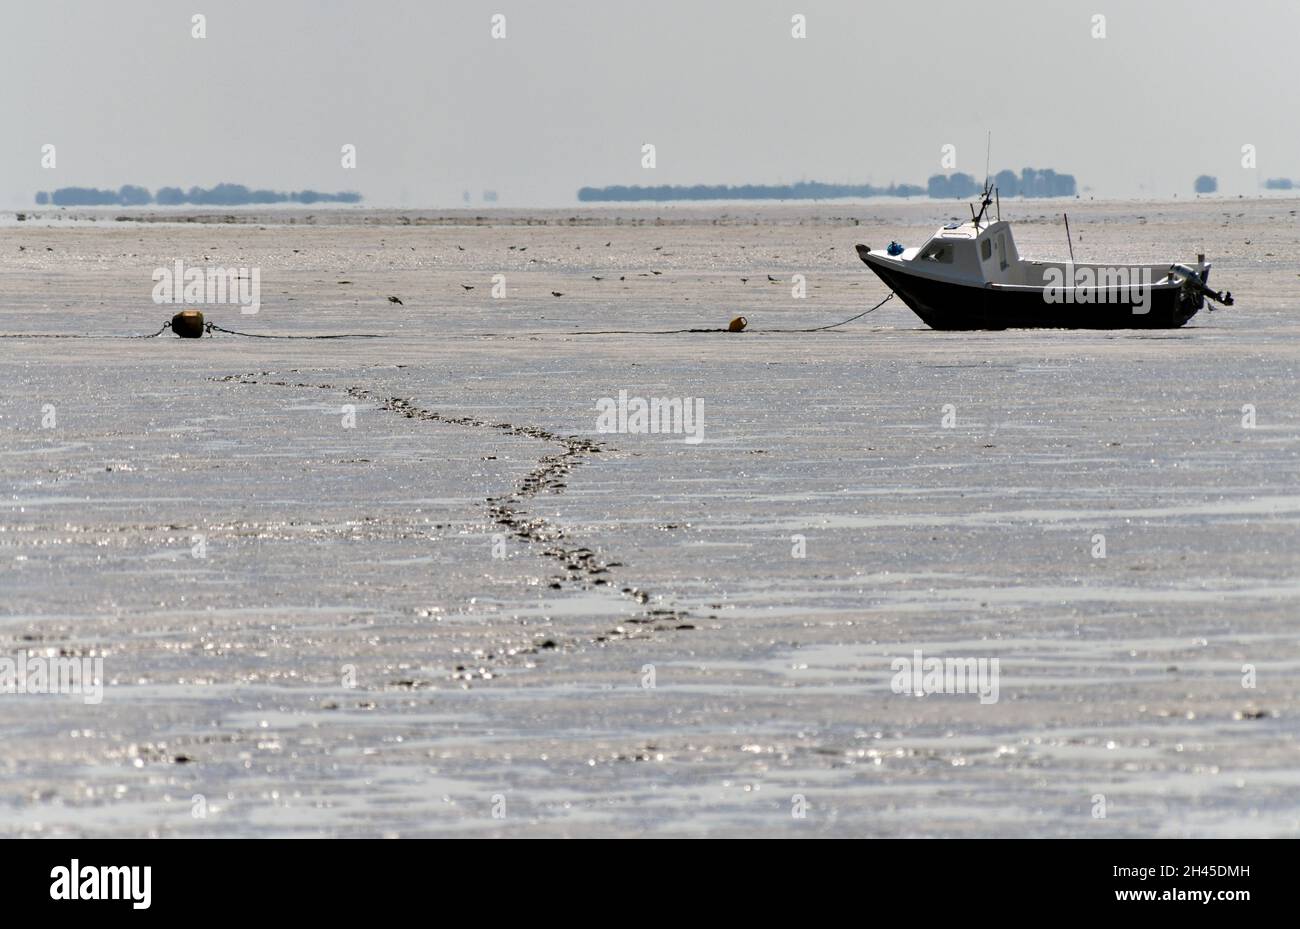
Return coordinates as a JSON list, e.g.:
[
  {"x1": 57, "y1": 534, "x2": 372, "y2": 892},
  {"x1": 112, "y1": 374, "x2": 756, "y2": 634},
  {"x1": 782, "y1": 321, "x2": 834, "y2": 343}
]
[
  {"x1": 728, "y1": 315, "x2": 747, "y2": 332},
  {"x1": 171, "y1": 310, "x2": 205, "y2": 338}
]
